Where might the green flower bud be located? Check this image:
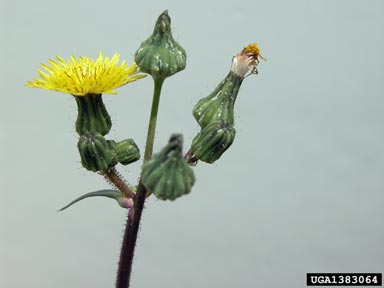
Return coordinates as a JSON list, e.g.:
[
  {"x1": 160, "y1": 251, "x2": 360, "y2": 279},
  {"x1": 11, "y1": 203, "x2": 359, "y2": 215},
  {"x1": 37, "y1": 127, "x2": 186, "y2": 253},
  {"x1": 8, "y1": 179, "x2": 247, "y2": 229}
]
[
  {"x1": 191, "y1": 120, "x2": 236, "y2": 164},
  {"x1": 193, "y1": 71, "x2": 242, "y2": 128},
  {"x1": 134, "y1": 11, "x2": 186, "y2": 81},
  {"x1": 108, "y1": 139, "x2": 140, "y2": 166},
  {"x1": 77, "y1": 132, "x2": 114, "y2": 172},
  {"x1": 75, "y1": 94, "x2": 112, "y2": 136},
  {"x1": 141, "y1": 134, "x2": 195, "y2": 200}
]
